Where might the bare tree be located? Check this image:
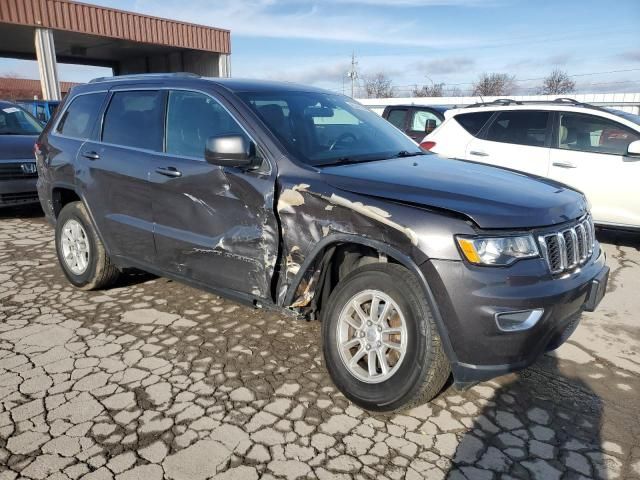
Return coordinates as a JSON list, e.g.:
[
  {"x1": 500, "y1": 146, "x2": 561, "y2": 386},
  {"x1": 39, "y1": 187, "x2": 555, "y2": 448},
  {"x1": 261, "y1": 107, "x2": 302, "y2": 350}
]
[
  {"x1": 539, "y1": 69, "x2": 576, "y2": 95},
  {"x1": 445, "y1": 86, "x2": 463, "y2": 97},
  {"x1": 472, "y1": 73, "x2": 516, "y2": 96},
  {"x1": 363, "y1": 72, "x2": 395, "y2": 98},
  {"x1": 412, "y1": 82, "x2": 445, "y2": 97}
]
